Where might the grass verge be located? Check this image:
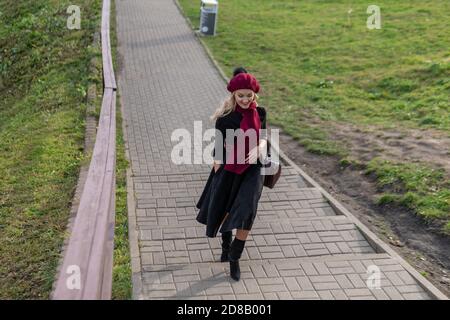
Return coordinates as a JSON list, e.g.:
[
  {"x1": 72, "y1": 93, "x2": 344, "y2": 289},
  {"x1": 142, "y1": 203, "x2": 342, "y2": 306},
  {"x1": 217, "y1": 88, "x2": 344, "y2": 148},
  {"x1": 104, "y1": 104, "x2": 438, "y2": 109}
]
[
  {"x1": 177, "y1": 0, "x2": 450, "y2": 234},
  {"x1": 0, "y1": 0, "x2": 102, "y2": 298},
  {"x1": 110, "y1": 0, "x2": 132, "y2": 300}
]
